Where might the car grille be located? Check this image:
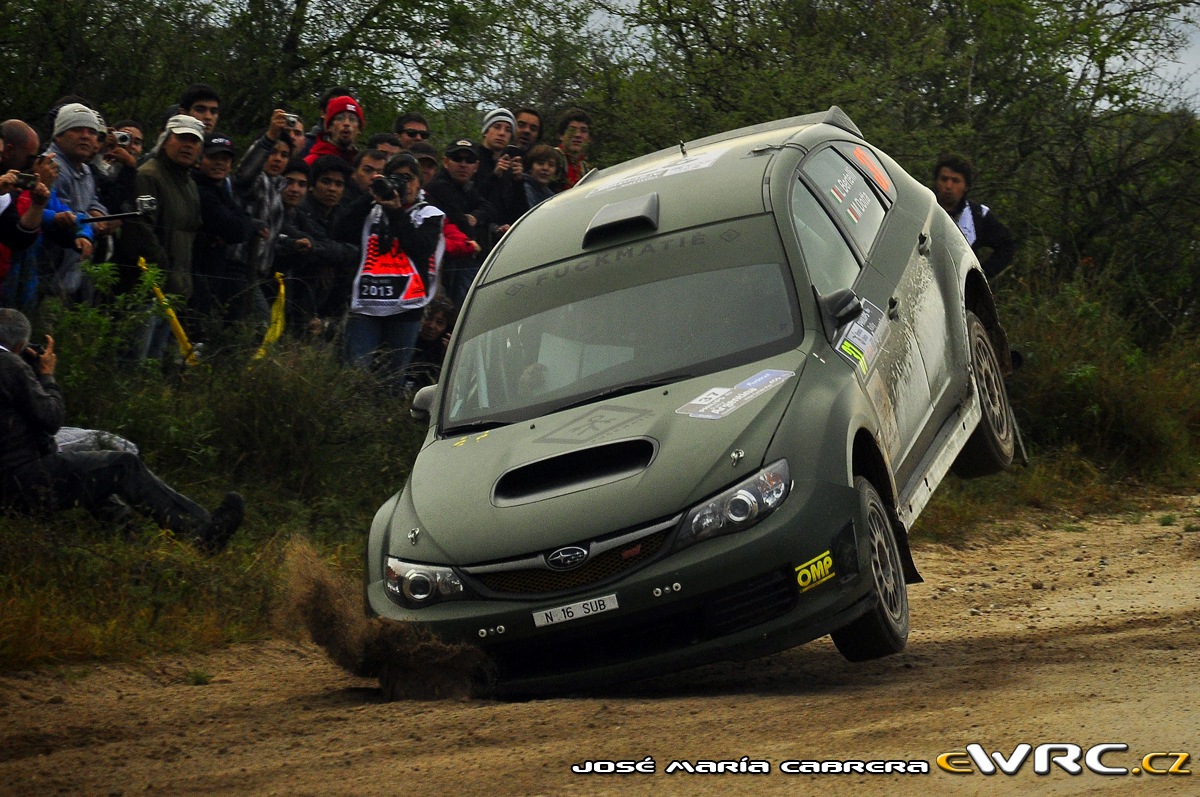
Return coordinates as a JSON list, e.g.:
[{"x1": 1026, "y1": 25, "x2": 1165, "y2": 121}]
[
  {"x1": 703, "y1": 569, "x2": 797, "y2": 638},
  {"x1": 471, "y1": 527, "x2": 671, "y2": 595}
]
